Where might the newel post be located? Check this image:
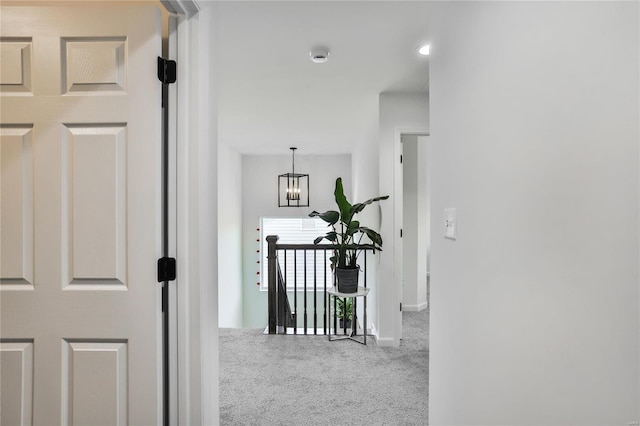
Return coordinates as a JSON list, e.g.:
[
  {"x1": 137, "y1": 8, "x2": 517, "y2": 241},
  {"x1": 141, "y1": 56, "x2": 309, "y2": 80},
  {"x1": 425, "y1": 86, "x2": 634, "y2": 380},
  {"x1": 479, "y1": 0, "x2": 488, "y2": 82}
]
[{"x1": 266, "y1": 235, "x2": 279, "y2": 334}]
